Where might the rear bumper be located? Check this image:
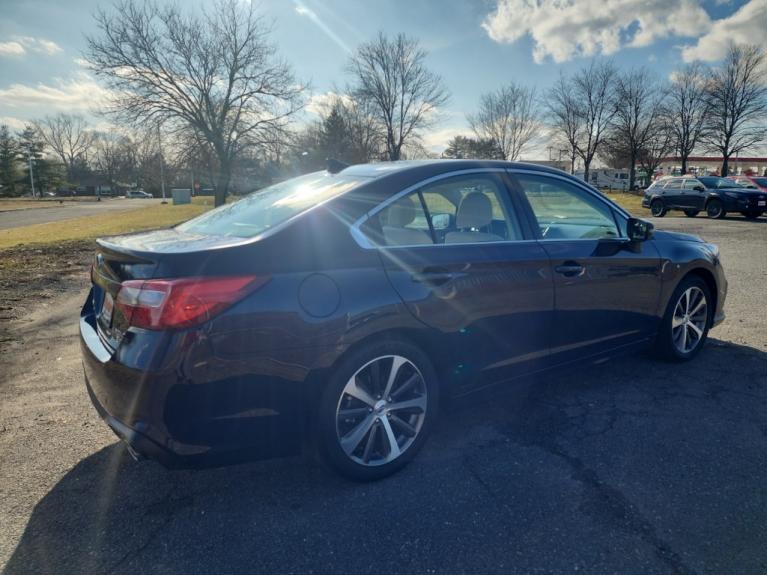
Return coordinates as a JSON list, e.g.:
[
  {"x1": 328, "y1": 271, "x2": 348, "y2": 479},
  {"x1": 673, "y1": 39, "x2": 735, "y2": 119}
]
[{"x1": 80, "y1": 307, "x2": 310, "y2": 468}]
